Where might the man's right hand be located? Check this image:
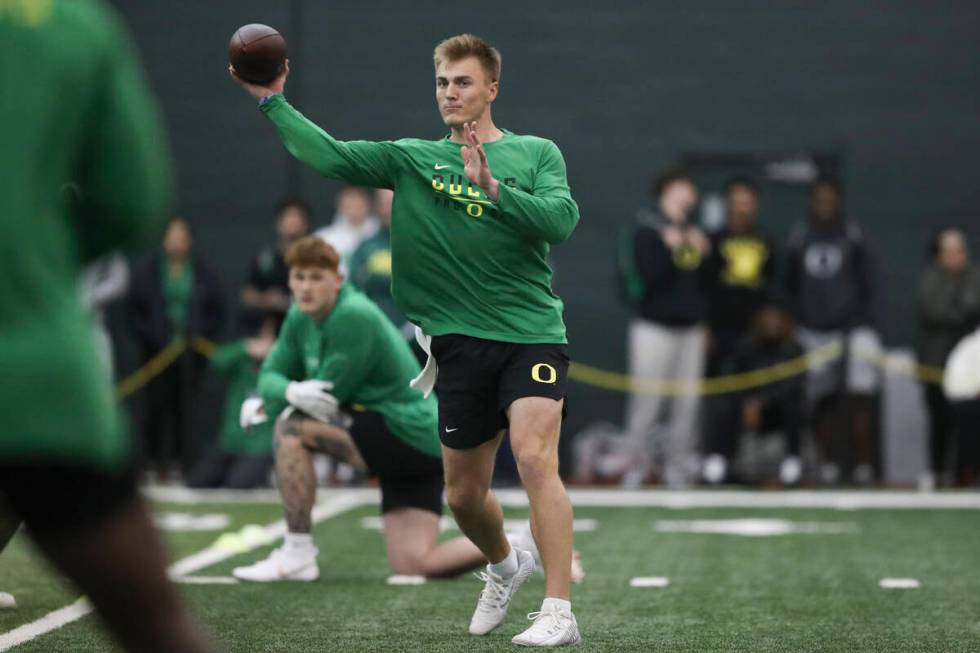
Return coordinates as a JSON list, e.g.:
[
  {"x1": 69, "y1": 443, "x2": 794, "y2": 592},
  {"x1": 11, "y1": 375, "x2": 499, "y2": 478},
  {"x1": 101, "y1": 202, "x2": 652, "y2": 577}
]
[
  {"x1": 285, "y1": 380, "x2": 339, "y2": 424},
  {"x1": 229, "y1": 59, "x2": 290, "y2": 100}
]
